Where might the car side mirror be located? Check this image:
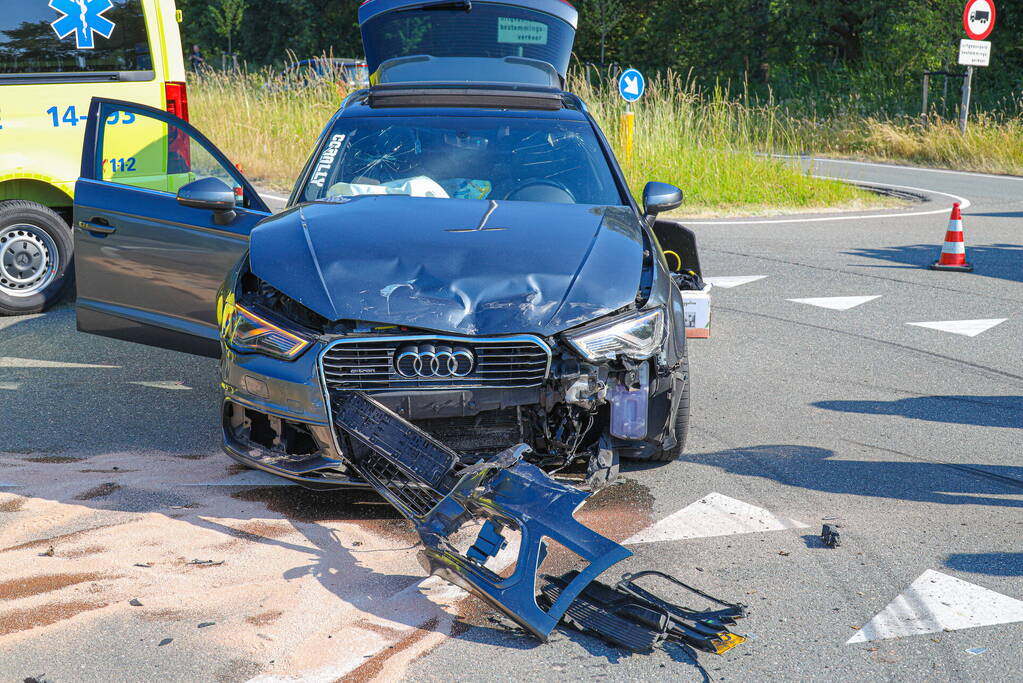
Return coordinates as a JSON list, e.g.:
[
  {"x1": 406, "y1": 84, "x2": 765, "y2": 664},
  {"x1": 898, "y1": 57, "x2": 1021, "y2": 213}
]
[
  {"x1": 177, "y1": 177, "x2": 237, "y2": 225},
  {"x1": 642, "y1": 181, "x2": 683, "y2": 218}
]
